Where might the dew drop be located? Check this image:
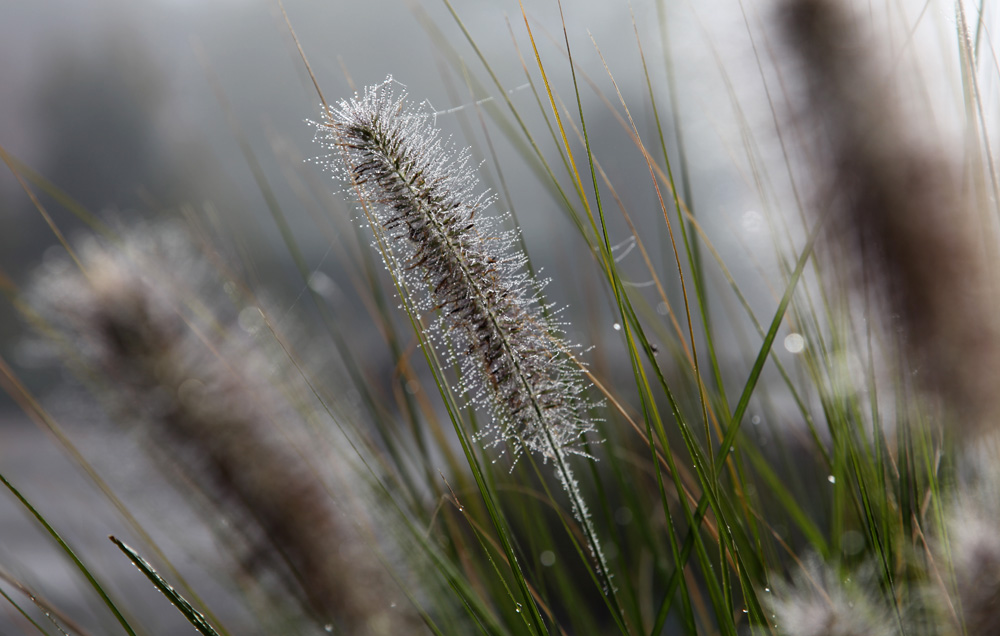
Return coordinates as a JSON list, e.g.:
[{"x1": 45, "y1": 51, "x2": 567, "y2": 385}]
[
  {"x1": 783, "y1": 332, "x2": 805, "y2": 353},
  {"x1": 828, "y1": 475, "x2": 836, "y2": 484},
  {"x1": 238, "y1": 306, "x2": 265, "y2": 334},
  {"x1": 613, "y1": 322, "x2": 621, "y2": 331}
]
